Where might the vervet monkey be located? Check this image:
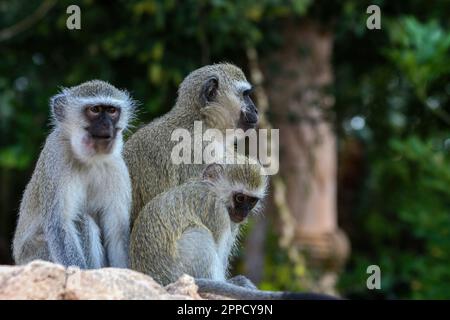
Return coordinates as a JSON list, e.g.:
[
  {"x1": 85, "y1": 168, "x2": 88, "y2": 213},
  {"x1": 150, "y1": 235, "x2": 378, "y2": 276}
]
[
  {"x1": 13, "y1": 80, "x2": 136, "y2": 269},
  {"x1": 130, "y1": 158, "x2": 268, "y2": 286},
  {"x1": 124, "y1": 63, "x2": 259, "y2": 225},
  {"x1": 130, "y1": 159, "x2": 337, "y2": 300}
]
